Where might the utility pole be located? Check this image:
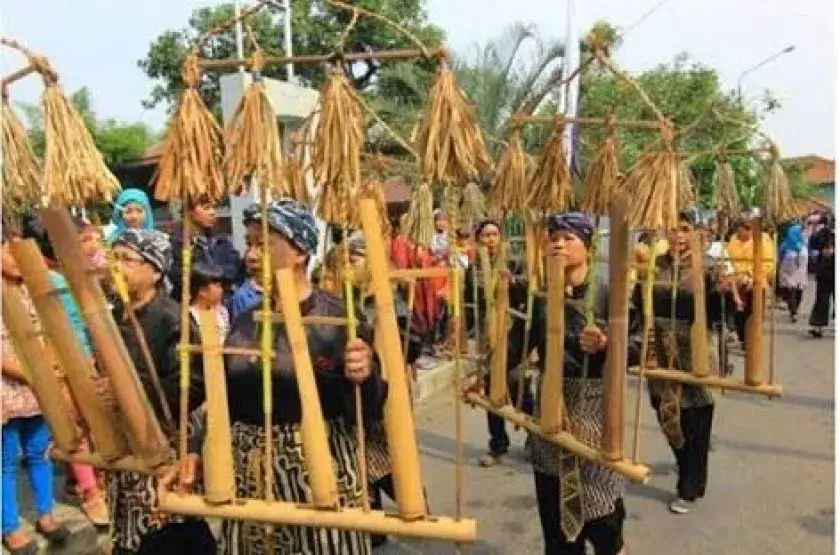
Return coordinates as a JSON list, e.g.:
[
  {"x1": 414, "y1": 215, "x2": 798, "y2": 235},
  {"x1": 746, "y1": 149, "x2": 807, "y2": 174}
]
[
  {"x1": 234, "y1": 0, "x2": 246, "y2": 87},
  {"x1": 281, "y1": 0, "x2": 295, "y2": 82},
  {"x1": 560, "y1": 0, "x2": 580, "y2": 172}
]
